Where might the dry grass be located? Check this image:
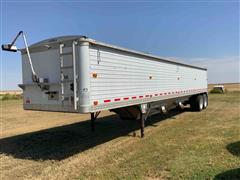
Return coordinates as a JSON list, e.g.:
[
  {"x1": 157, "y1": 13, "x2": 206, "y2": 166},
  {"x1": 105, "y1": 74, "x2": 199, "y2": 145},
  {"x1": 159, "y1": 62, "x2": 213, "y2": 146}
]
[
  {"x1": 0, "y1": 90, "x2": 22, "y2": 95},
  {"x1": 0, "y1": 84, "x2": 239, "y2": 179},
  {"x1": 208, "y1": 83, "x2": 240, "y2": 92}
]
